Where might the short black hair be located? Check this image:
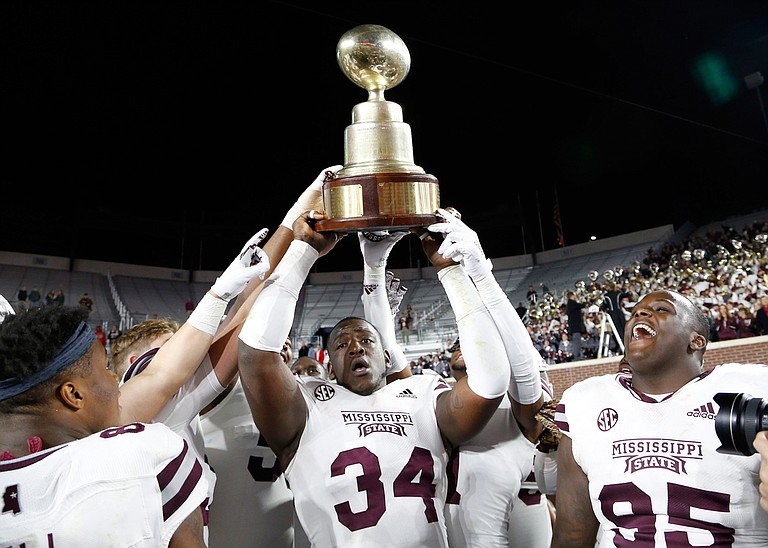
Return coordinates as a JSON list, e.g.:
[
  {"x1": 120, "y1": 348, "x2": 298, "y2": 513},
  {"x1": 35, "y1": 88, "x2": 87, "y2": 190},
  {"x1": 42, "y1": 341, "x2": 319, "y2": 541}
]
[
  {"x1": 328, "y1": 317, "x2": 381, "y2": 349},
  {"x1": 680, "y1": 293, "x2": 711, "y2": 342},
  {"x1": 0, "y1": 305, "x2": 91, "y2": 409}
]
